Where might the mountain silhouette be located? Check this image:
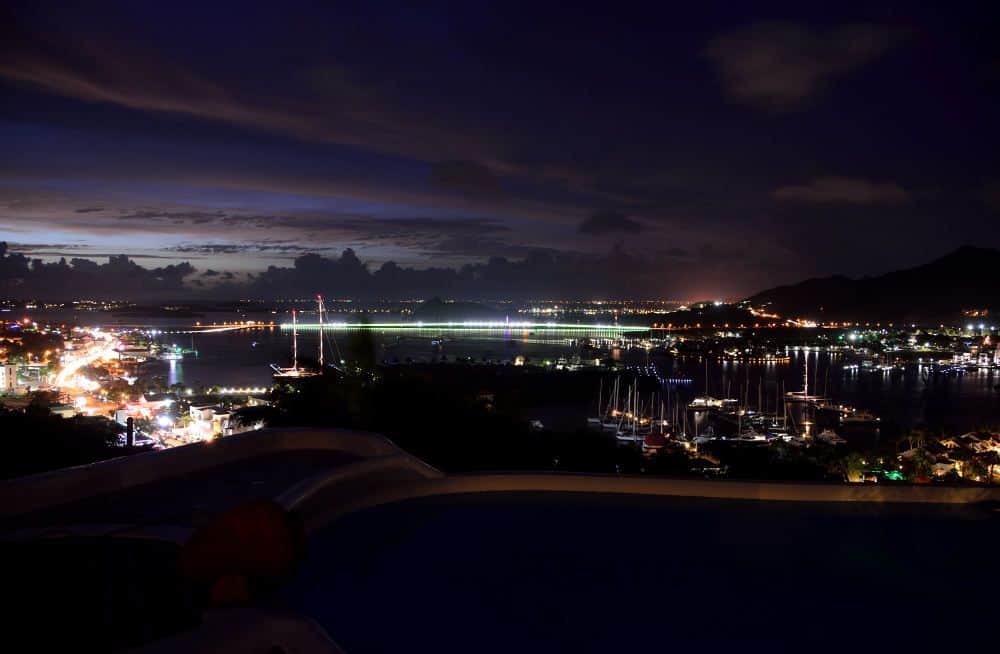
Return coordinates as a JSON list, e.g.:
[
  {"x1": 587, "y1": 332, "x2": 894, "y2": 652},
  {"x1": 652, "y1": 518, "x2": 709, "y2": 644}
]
[{"x1": 747, "y1": 246, "x2": 1000, "y2": 323}]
